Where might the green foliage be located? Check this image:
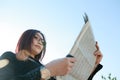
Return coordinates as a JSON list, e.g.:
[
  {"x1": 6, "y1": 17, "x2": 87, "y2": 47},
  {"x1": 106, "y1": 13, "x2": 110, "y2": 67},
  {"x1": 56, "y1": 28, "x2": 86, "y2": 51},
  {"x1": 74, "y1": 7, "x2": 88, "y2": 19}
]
[{"x1": 101, "y1": 73, "x2": 117, "y2": 80}]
